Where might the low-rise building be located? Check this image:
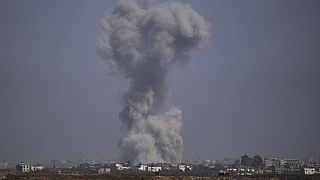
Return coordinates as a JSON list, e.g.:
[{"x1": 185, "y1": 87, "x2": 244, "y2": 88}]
[
  {"x1": 0, "y1": 163, "x2": 8, "y2": 170},
  {"x1": 284, "y1": 159, "x2": 301, "y2": 168},
  {"x1": 16, "y1": 162, "x2": 44, "y2": 173},
  {"x1": 31, "y1": 165, "x2": 44, "y2": 171},
  {"x1": 148, "y1": 166, "x2": 161, "y2": 172},
  {"x1": 137, "y1": 165, "x2": 148, "y2": 171},
  {"x1": 275, "y1": 165, "x2": 301, "y2": 175},
  {"x1": 264, "y1": 157, "x2": 278, "y2": 168},
  {"x1": 16, "y1": 162, "x2": 31, "y2": 173},
  {"x1": 137, "y1": 165, "x2": 161, "y2": 172},
  {"x1": 98, "y1": 168, "x2": 111, "y2": 174},
  {"x1": 114, "y1": 163, "x2": 130, "y2": 171},
  {"x1": 304, "y1": 168, "x2": 317, "y2": 175},
  {"x1": 178, "y1": 164, "x2": 192, "y2": 172}
]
